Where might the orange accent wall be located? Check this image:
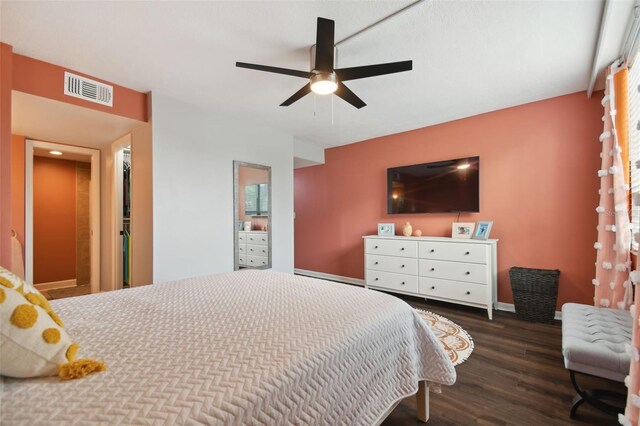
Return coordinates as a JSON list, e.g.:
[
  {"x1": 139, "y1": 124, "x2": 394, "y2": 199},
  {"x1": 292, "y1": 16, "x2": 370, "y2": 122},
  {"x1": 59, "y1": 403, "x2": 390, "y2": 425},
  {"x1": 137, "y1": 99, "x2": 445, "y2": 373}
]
[
  {"x1": 12, "y1": 53, "x2": 147, "y2": 122},
  {"x1": 11, "y1": 135, "x2": 25, "y2": 254},
  {"x1": 294, "y1": 91, "x2": 604, "y2": 308},
  {"x1": 33, "y1": 157, "x2": 77, "y2": 283},
  {"x1": 0, "y1": 43, "x2": 13, "y2": 269}
]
